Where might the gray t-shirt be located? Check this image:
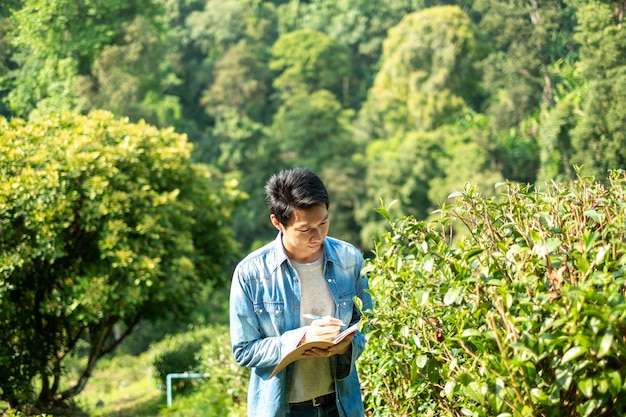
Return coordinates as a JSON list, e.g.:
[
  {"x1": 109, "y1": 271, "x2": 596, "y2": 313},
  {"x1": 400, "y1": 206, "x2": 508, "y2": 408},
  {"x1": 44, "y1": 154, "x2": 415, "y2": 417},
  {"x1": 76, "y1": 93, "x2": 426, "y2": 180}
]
[{"x1": 289, "y1": 257, "x2": 335, "y2": 403}]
